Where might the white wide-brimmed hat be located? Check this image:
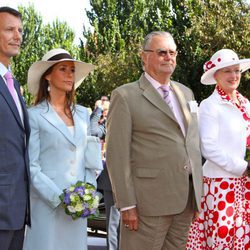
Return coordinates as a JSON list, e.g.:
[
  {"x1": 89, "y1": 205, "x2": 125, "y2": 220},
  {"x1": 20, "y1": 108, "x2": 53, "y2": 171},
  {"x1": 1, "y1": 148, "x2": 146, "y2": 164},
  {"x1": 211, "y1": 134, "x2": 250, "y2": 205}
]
[
  {"x1": 201, "y1": 49, "x2": 250, "y2": 85},
  {"x1": 28, "y1": 48, "x2": 96, "y2": 95}
]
